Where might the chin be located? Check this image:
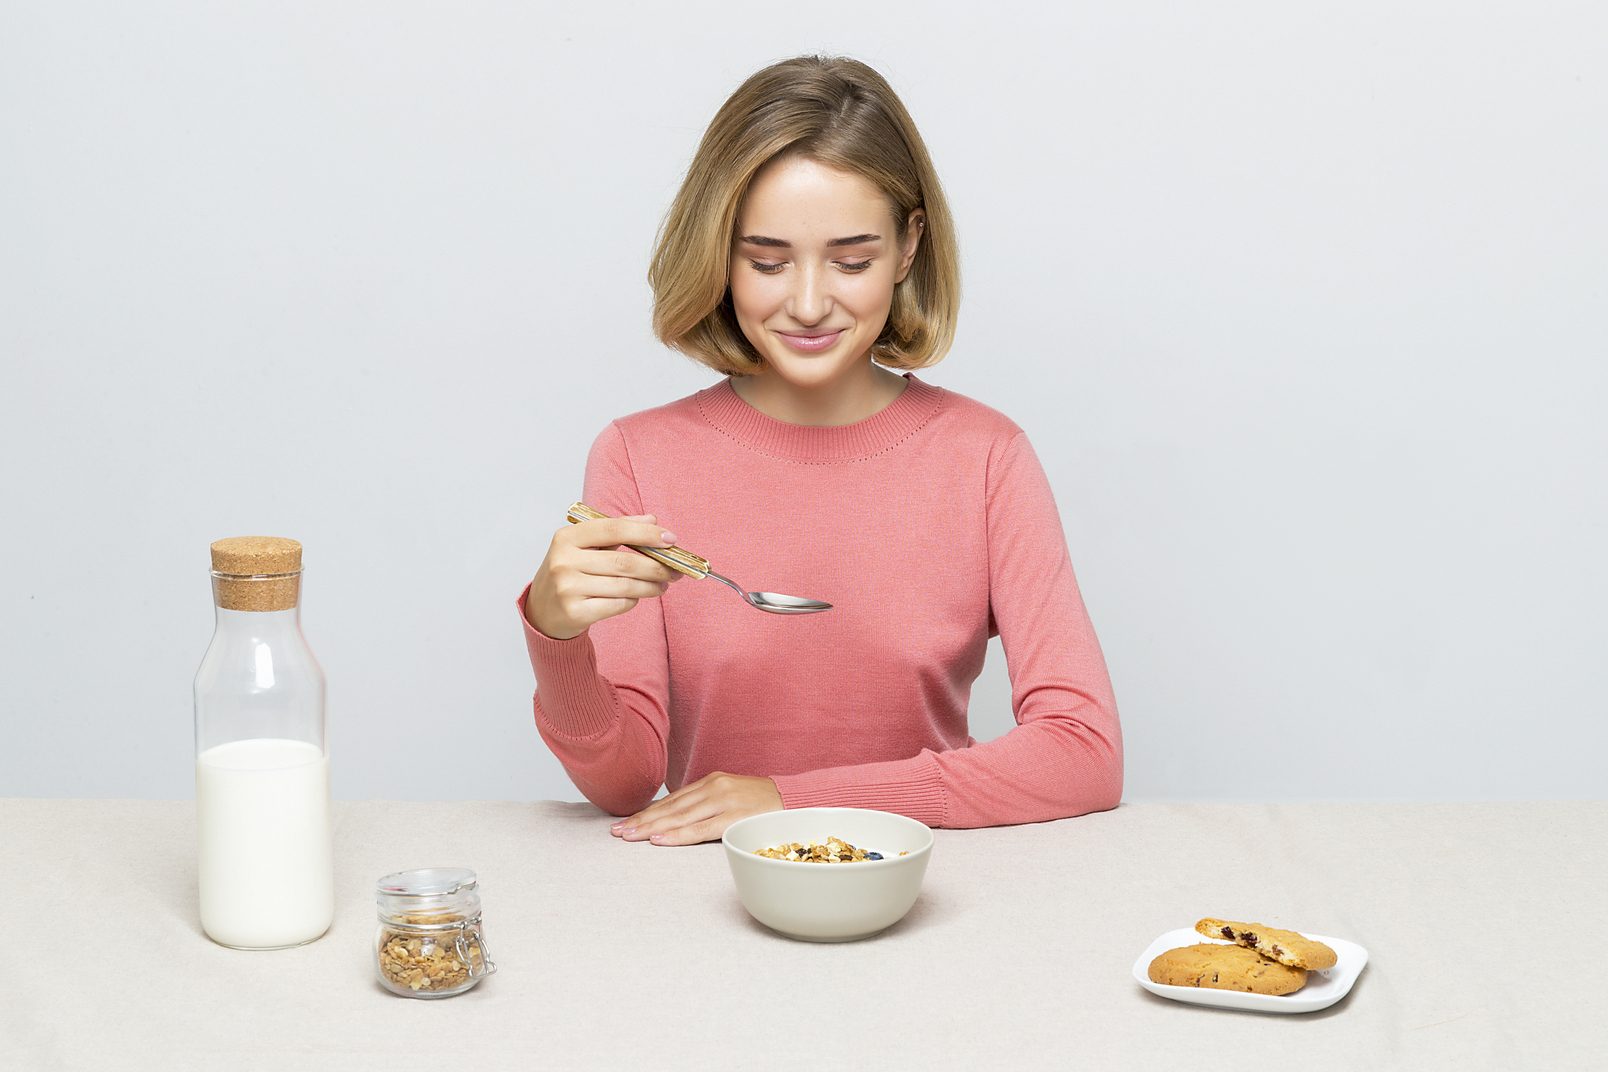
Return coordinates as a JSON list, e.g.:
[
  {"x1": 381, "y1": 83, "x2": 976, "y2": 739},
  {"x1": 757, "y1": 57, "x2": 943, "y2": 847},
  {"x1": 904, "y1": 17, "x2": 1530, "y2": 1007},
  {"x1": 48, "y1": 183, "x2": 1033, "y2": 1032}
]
[
  {"x1": 765, "y1": 340, "x2": 863, "y2": 378},
  {"x1": 765, "y1": 358, "x2": 854, "y2": 388}
]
